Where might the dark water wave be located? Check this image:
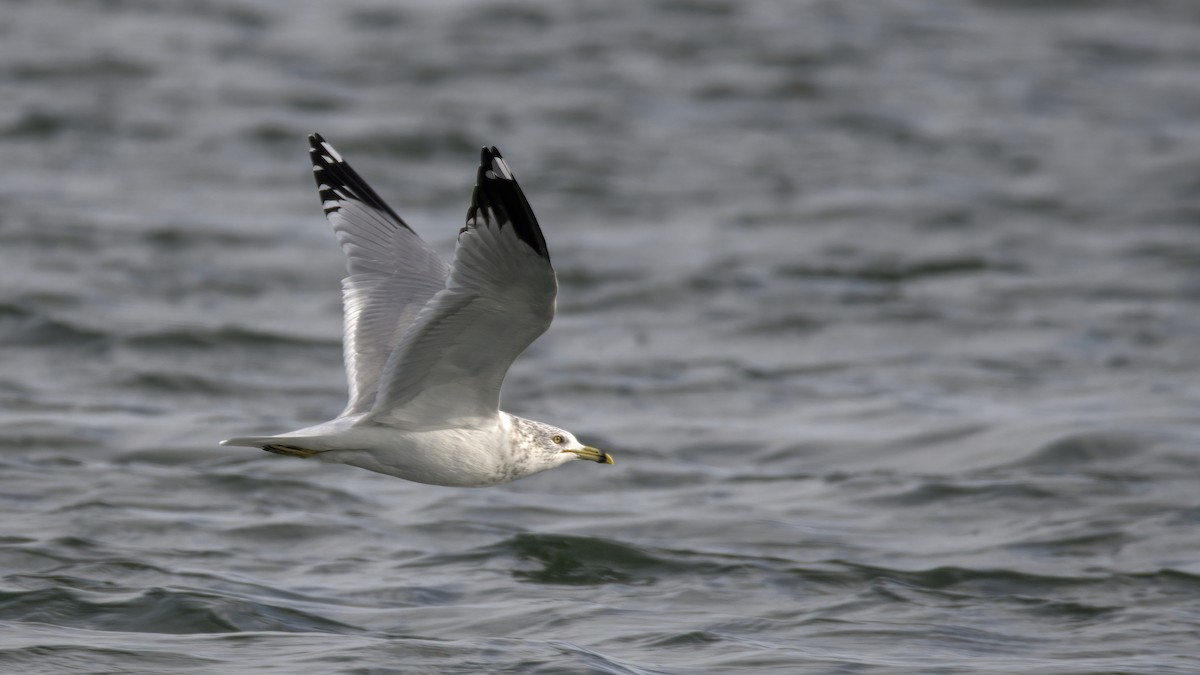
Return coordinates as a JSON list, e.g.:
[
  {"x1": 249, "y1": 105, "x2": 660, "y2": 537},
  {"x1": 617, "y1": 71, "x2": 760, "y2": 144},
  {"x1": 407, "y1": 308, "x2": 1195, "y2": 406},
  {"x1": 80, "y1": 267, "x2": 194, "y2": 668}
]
[{"x1": 0, "y1": 585, "x2": 358, "y2": 635}]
